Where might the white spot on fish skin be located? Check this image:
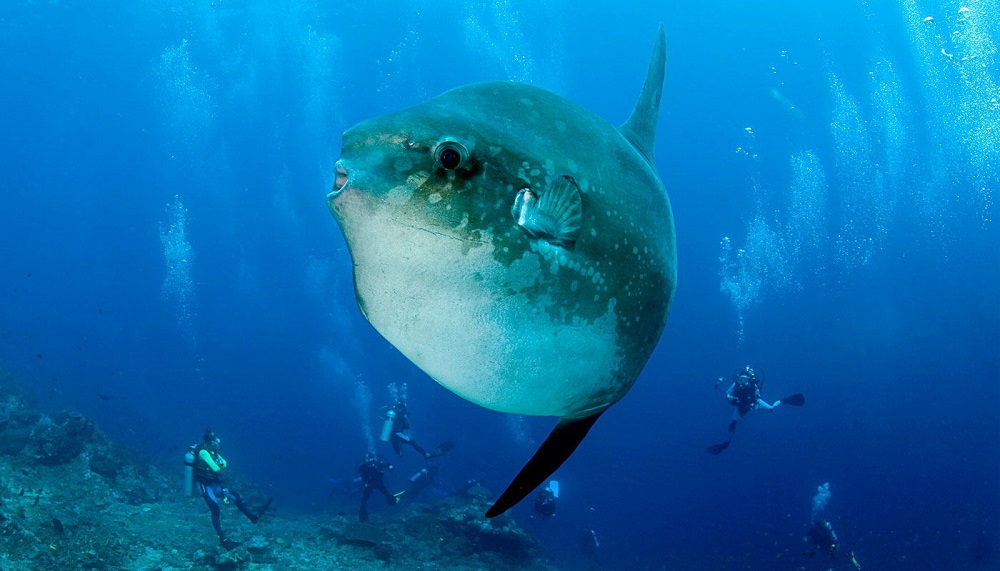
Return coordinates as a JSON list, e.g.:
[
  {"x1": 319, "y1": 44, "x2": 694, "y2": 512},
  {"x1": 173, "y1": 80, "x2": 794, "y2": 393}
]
[
  {"x1": 568, "y1": 160, "x2": 578, "y2": 173},
  {"x1": 543, "y1": 159, "x2": 555, "y2": 176},
  {"x1": 579, "y1": 179, "x2": 589, "y2": 192},
  {"x1": 408, "y1": 171, "x2": 430, "y2": 187},
  {"x1": 590, "y1": 228, "x2": 597, "y2": 237},
  {"x1": 429, "y1": 193, "x2": 442, "y2": 203},
  {"x1": 530, "y1": 168, "x2": 540, "y2": 177},
  {"x1": 388, "y1": 184, "x2": 414, "y2": 202},
  {"x1": 570, "y1": 280, "x2": 579, "y2": 292}
]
